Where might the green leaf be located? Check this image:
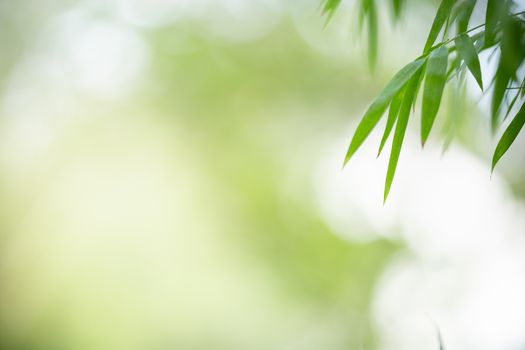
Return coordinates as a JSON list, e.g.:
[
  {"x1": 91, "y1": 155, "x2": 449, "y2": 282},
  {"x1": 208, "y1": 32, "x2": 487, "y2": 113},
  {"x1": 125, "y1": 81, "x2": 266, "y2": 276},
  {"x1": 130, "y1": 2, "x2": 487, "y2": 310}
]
[
  {"x1": 421, "y1": 46, "x2": 449, "y2": 145},
  {"x1": 442, "y1": 76, "x2": 466, "y2": 152},
  {"x1": 359, "y1": 0, "x2": 378, "y2": 70},
  {"x1": 485, "y1": 0, "x2": 507, "y2": 47},
  {"x1": 491, "y1": 19, "x2": 525, "y2": 130},
  {"x1": 423, "y1": 0, "x2": 455, "y2": 53},
  {"x1": 321, "y1": 0, "x2": 342, "y2": 24},
  {"x1": 344, "y1": 58, "x2": 426, "y2": 165},
  {"x1": 384, "y1": 69, "x2": 423, "y2": 202},
  {"x1": 503, "y1": 90, "x2": 520, "y2": 121},
  {"x1": 454, "y1": 33, "x2": 483, "y2": 90},
  {"x1": 378, "y1": 89, "x2": 404, "y2": 156},
  {"x1": 492, "y1": 71, "x2": 512, "y2": 130},
  {"x1": 492, "y1": 101, "x2": 525, "y2": 171},
  {"x1": 367, "y1": 0, "x2": 378, "y2": 70},
  {"x1": 411, "y1": 61, "x2": 427, "y2": 111},
  {"x1": 455, "y1": 0, "x2": 476, "y2": 35},
  {"x1": 446, "y1": 53, "x2": 461, "y2": 81},
  {"x1": 390, "y1": 0, "x2": 405, "y2": 21}
]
